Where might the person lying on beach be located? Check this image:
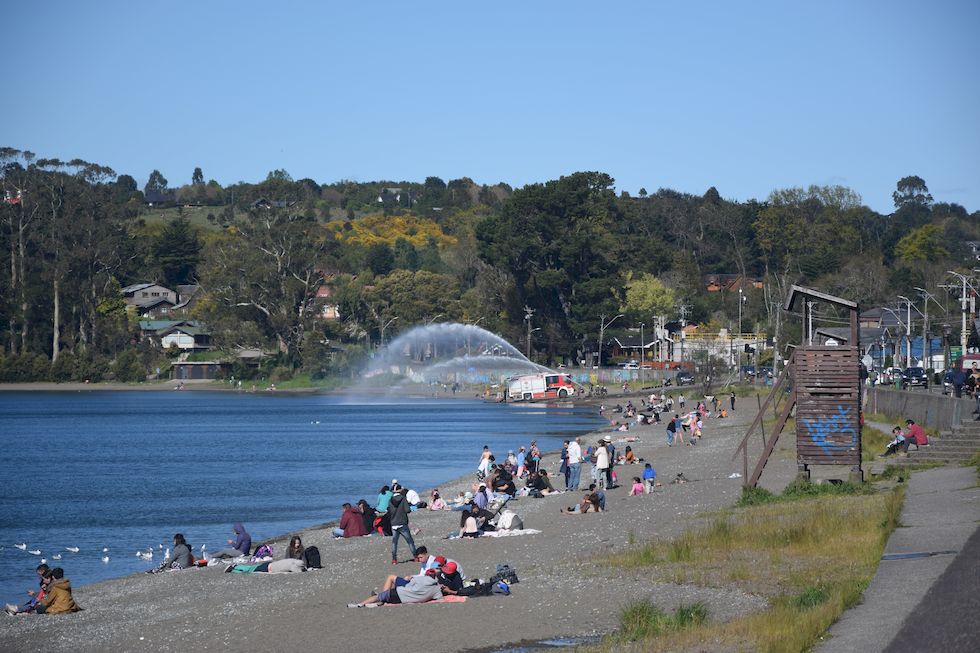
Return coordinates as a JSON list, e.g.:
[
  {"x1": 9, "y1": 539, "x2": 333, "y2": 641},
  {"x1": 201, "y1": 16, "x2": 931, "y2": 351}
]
[
  {"x1": 212, "y1": 523, "x2": 251, "y2": 559},
  {"x1": 225, "y1": 557, "x2": 306, "y2": 574},
  {"x1": 333, "y1": 502, "x2": 369, "y2": 538},
  {"x1": 35, "y1": 568, "x2": 79, "y2": 614},
  {"x1": 347, "y1": 568, "x2": 443, "y2": 608},
  {"x1": 148, "y1": 533, "x2": 194, "y2": 572}
]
